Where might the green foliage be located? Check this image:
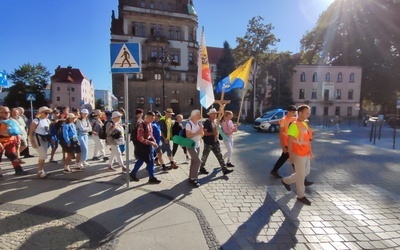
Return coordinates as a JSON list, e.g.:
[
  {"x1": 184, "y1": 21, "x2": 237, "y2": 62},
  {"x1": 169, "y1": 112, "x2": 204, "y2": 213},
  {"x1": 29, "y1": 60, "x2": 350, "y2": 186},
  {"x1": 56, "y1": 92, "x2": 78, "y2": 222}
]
[
  {"x1": 95, "y1": 98, "x2": 104, "y2": 110},
  {"x1": 300, "y1": 0, "x2": 400, "y2": 112},
  {"x1": 5, "y1": 63, "x2": 50, "y2": 108}
]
